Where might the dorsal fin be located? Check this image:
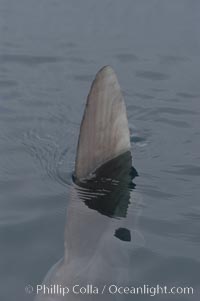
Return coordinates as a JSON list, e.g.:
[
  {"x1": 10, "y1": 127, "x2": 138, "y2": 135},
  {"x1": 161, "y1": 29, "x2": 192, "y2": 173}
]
[{"x1": 75, "y1": 66, "x2": 131, "y2": 180}]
